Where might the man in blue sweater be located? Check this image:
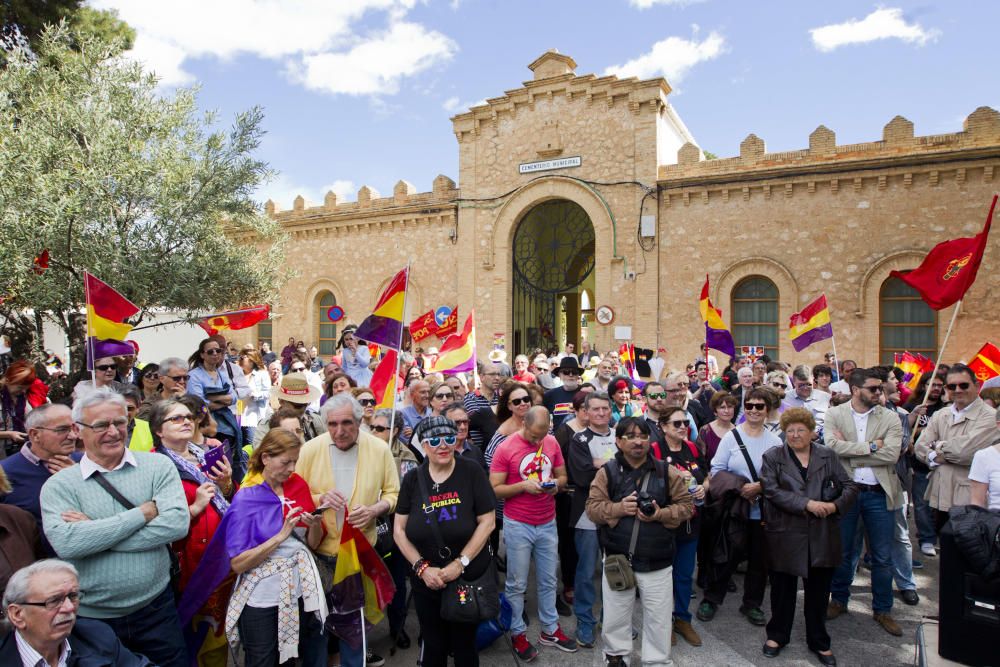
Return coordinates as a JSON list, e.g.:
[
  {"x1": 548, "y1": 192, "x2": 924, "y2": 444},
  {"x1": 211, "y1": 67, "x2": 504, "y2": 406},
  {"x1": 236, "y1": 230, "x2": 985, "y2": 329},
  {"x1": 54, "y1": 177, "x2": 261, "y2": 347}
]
[
  {"x1": 0, "y1": 403, "x2": 83, "y2": 555},
  {"x1": 40, "y1": 388, "x2": 189, "y2": 667}
]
